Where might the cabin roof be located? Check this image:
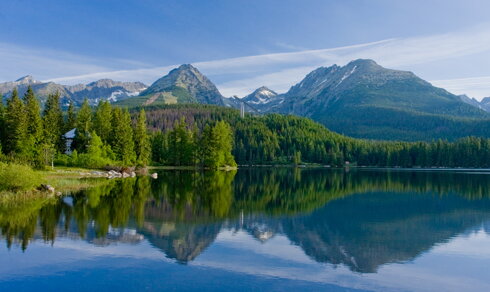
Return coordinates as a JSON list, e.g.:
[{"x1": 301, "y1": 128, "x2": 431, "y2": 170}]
[{"x1": 64, "y1": 128, "x2": 76, "y2": 139}]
